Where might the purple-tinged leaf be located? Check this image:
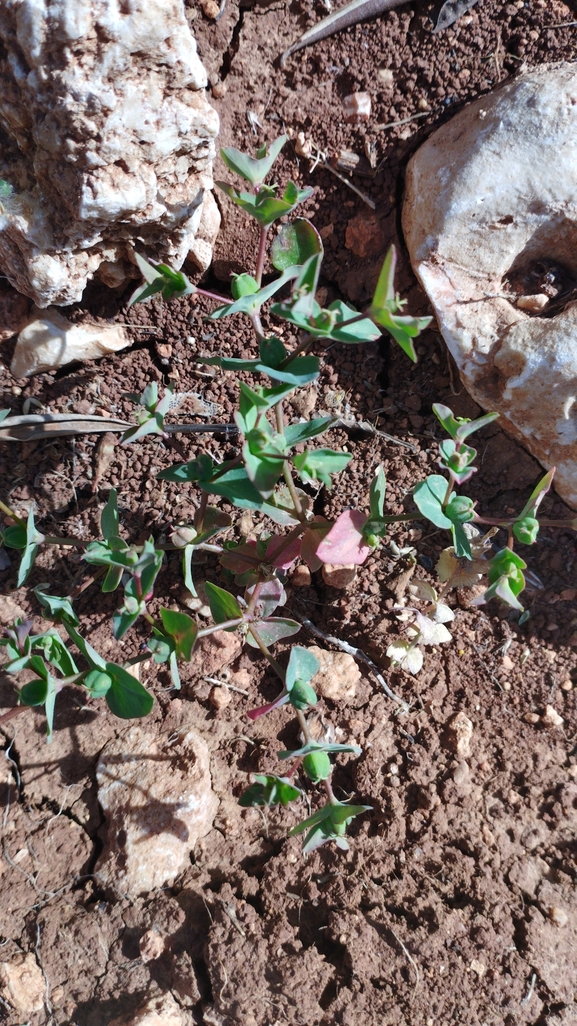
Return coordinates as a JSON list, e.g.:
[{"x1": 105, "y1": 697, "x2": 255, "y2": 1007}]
[
  {"x1": 316, "y1": 510, "x2": 372, "y2": 566},
  {"x1": 247, "y1": 618, "x2": 300, "y2": 648}
]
